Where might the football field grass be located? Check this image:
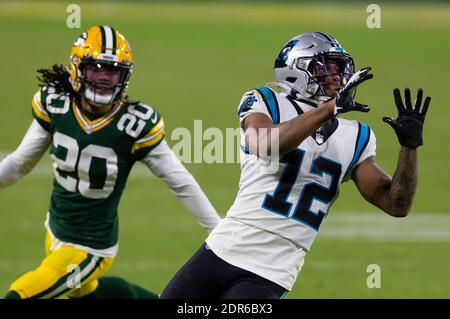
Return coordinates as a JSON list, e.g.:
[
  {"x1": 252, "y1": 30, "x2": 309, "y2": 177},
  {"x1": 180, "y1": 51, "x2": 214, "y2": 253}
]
[{"x1": 0, "y1": 1, "x2": 449, "y2": 298}]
